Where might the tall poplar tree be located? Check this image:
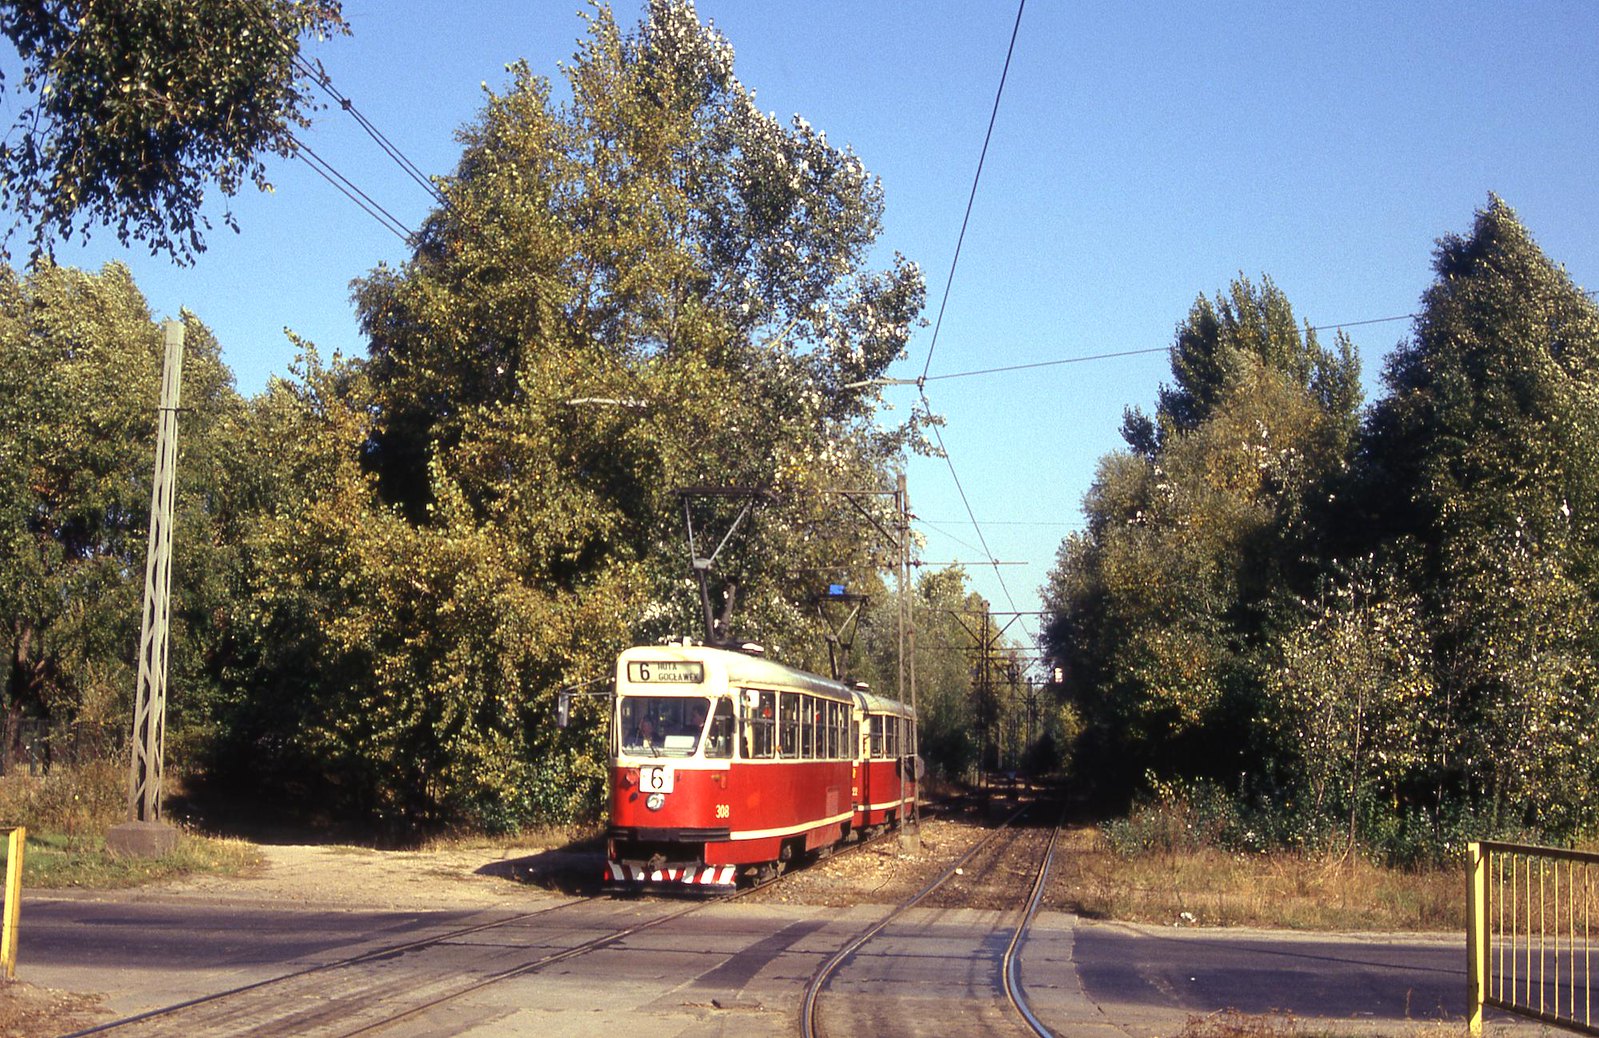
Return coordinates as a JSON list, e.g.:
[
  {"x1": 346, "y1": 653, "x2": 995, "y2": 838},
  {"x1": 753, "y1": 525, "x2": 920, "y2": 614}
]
[
  {"x1": 1358, "y1": 197, "x2": 1599, "y2": 835},
  {"x1": 1044, "y1": 277, "x2": 1360, "y2": 793}
]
